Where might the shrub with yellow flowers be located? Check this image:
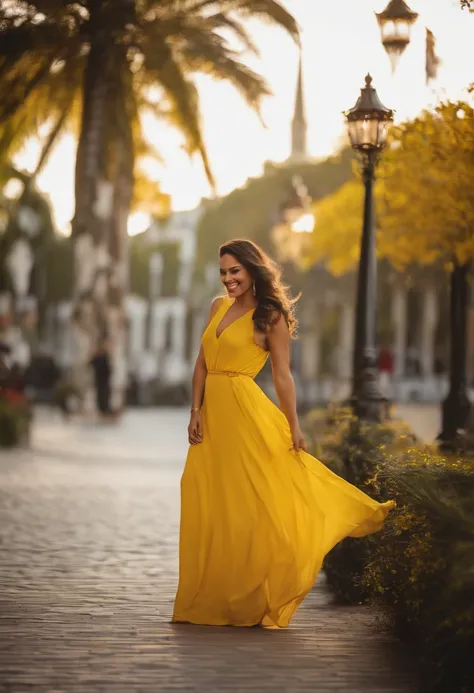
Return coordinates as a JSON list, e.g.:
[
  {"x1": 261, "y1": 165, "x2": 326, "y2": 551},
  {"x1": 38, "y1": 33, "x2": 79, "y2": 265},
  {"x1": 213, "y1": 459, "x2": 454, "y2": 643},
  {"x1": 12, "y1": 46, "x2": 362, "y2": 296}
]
[{"x1": 305, "y1": 409, "x2": 474, "y2": 693}]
